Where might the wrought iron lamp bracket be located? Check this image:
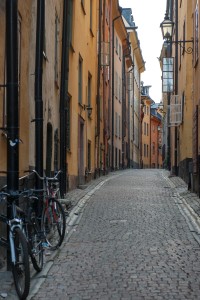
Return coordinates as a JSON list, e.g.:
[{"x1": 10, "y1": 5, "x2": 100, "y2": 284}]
[{"x1": 168, "y1": 39, "x2": 194, "y2": 54}]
